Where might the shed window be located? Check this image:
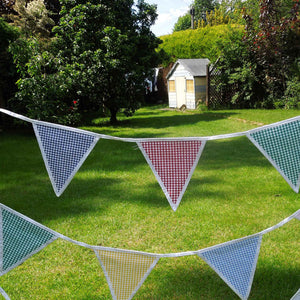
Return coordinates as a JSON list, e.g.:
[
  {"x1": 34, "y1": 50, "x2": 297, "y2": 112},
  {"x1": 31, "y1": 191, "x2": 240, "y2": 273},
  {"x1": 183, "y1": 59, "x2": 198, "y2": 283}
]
[
  {"x1": 186, "y1": 80, "x2": 194, "y2": 93},
  {"x1": 169, "y1": 80, "x2": 175, "y2": 92}
]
